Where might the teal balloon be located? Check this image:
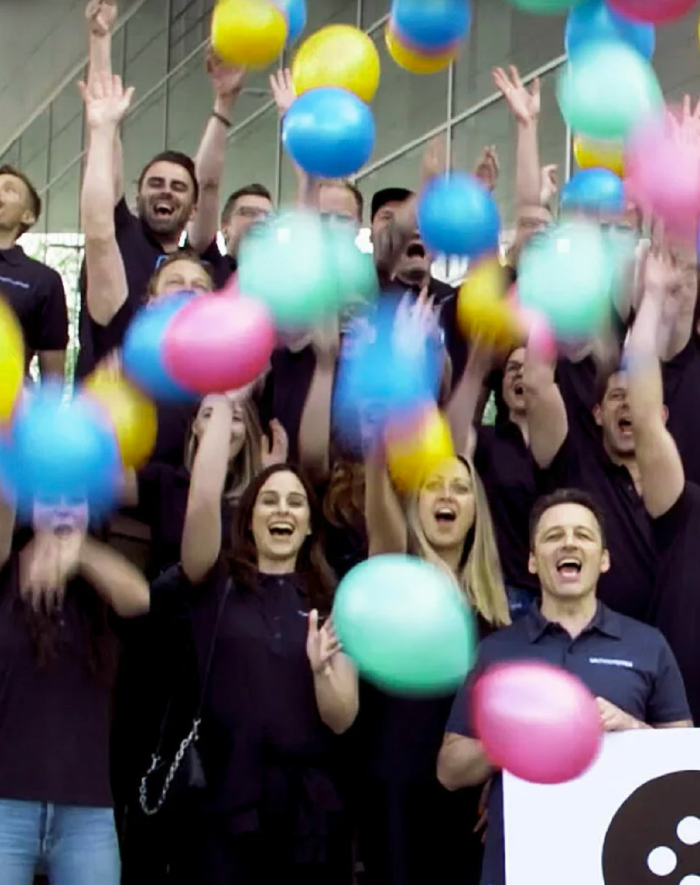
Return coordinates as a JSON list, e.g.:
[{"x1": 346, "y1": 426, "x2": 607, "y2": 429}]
[
  {"x1": 517, "y1": 220, "x2": 614, "y2": 339},
  {"x1": 509, "y1": 0, "x2": 584, "y2": 11},
  {"x1": 327, "y1": 223, "x2": 378, "y2": 308},
  {"x1": 238, "y1": 210, "x2": 376, "y2": 326},
  {"x1": 557, "y1": 41, "x2": 663, "y2": 140},
  {"x1": 333, "y1": 555, "x2": 475, "y2": 695}
]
